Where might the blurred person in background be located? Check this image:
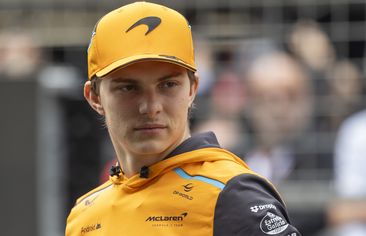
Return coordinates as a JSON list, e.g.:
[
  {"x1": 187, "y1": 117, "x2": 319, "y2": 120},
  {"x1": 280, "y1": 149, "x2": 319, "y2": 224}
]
[
  {"x1": 327, "y1": 110, "x2": 366, "y2": 236},
  {"x1": 193, "y1": 69, "x2": 248, "y2": 154},
  {"x1": 289, "y1": 20, "x2": 363, "y2": 132},
  {"x1": 326, "y1": 60, "x2": 363, "y2": 130},
  {"x1": 193, "y1": 37, "x2": 215, "y2": 96},
  {"x1": 0, "y1": 31, "x2": 42, "y2": 80},
  {"x1": 65, "y1": 2, "x2": 301, "y2": 235},
  {"x1": 289, "y1": 20, "x2": 336, "y2": 76},
  {"x1": 242, "y1": 51, "x2": 313, "y2": 184},
  {"x1": 288, "y1": 20, "x2": 335, "y2": 134}
]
